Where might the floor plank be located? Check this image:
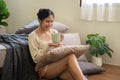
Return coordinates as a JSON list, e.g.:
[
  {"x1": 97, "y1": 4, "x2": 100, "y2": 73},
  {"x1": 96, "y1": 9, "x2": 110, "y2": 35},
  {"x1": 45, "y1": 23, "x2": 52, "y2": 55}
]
[{"x1": 87, "y1": 64, "x2": 120, "y2": 80}]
